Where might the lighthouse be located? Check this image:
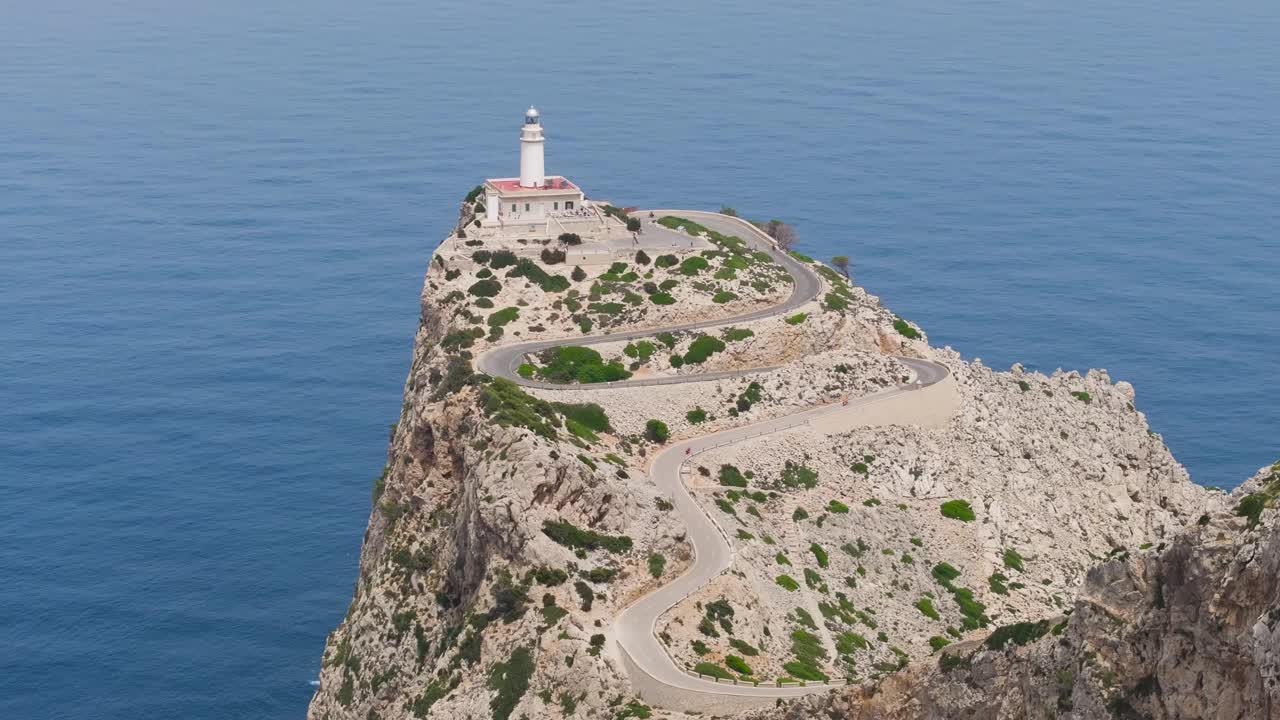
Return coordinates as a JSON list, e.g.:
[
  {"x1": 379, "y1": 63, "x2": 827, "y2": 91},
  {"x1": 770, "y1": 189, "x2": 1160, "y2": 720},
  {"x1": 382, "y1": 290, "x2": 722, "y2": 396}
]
[
  {"x1": 519, "y1": 106, "x2": 546, "y2": 188},
  {"x1": 481, "y1": 106, "x2": 585, "y2": 228}
]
